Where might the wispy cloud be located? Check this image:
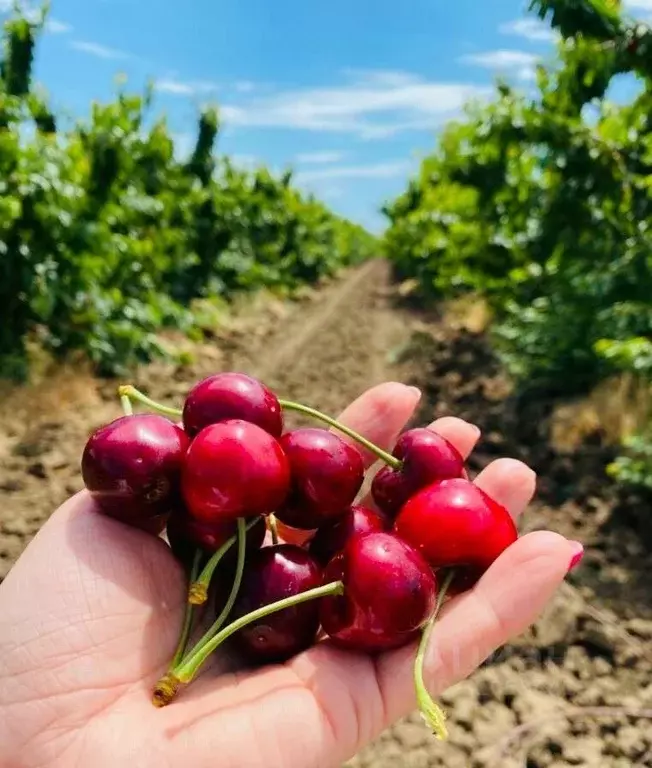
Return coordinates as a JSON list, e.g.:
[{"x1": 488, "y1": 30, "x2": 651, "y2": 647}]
[
  {"x1": 460, "y1": 49, "x2": 540, "y2": 81},
  {"x1": 234, "y1": 81, "x2": 256, "y2": 93},
  {"x1": 499, "y1": 18, "x2": 556, "y2": 43},
  {"x1": 71, "y1": 40, "x2": 131, "y2": 60},
  {"x1": 295, "y1": 160, "x2": 410, "y2": 183},
  {"x1": 624, "y1": 0, "x2": 652, "y2": 11},
  {"x1": 295, "y1": 151, "x2": 347, "y2": 164},
  {"x1": 45, "y1": 18, "x2": 71, "y2": 34},
  {"x1": 220, "y1": 69, "x2": 490, "y2": 138},
  {"x1": 156, "y1": 78, "x2": 219, "y2": 96}
]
